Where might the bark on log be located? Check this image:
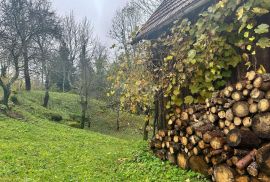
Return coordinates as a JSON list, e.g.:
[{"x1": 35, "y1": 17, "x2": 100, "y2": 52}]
[
  {"x1": 235, "y1": 176, "x2": 250, "y2": 182},
  {"x1": 177, "y1": 153, "x2": 189, "y2": 170},
  {"x1": 210, "y1": 137, "x2": 225, "y2": 150},
  {"x1": 214, "y1": 165, "x2": 235, "y2": 182},
  {"x1": 258, "y1": 99, "x2": 270, "y2": 112},
  {"x1": 235, "y1": 149, "x2": 257, "y2": 170},
  {"x1": 189, "y1": 155, "x2": 209, "y2": 176},
  {"x1": 203, "y1": 130, "x2": 224, "y2": 144},
  {"x1": 252, "y1": 113, "x2": 270, "y2": 139},
  {"x1": 247, "y1": 162, "x2": 259, "y2": 177},
  {"x1": 256, "y1": 143, "x2": 270, "y2": 176},
  {"x1": 226, "y1": 129, "x2": 261, "y2": 148}
]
